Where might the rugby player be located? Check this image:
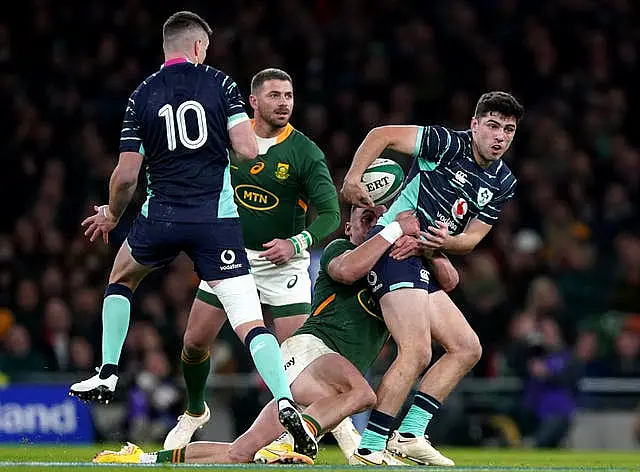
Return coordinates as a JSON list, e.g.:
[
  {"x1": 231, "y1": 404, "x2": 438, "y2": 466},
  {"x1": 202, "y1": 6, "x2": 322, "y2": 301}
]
[
  {"x1": 69, "y1": 11, "x2": 316, "y2": 458},
  {"x1": 91, "y1": 206, "x2": 459, "y2": 465},
  {"x1": 341, "y1": 91, "x2": 524, "y2": 465},
  {"x1": 164, "y1": 69, "x2": 342, "y2": 451}
]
